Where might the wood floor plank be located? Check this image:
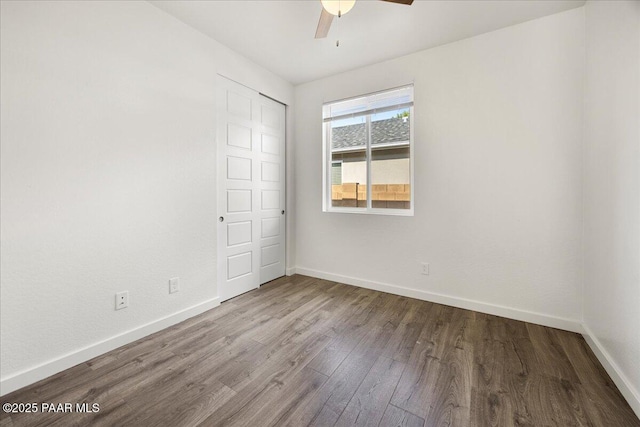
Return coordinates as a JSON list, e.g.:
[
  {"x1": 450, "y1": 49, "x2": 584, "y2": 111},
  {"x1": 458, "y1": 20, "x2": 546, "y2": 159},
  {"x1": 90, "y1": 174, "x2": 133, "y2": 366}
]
[
  {"x1": 109, "y1": 338, "x2": 252, "y2": 426},
  {"x1": 243, "y1": 367, "x2": 328, "y2": 427},
  {"x1": 56, "y1": 398, "x2": 132, "y2": 427},
  {"x1": 470, "y1": 326, "x2": 514, "y2": 426},
  {"x1": 230, "y1": 276, "x2": 317, "y2": 311},
  {"x1": 470, "y1": 314, "x2": 546, "y2": 427},
  {"x1": 350, "y1": 295, "x2": 411, "y2": 358},
  {"x1": 279, "y1": 352, "x2": 378, "y2": 426},
  {"x1": 380, "y1": 298, "x2": 433, "y2": 363},
  {"x1": 428, "y1": 304, "x2": 475, "y2": 426},
  {"x1": 530, "y1": 374, "x2": 602, "y2": 426},
  {"x1": 334, "y1": 356, "x2": 405, "y2": 426},
  {"x1": 390, "y1": 304, "x2": 458, "y2": 419},
  {"x1": 305, "y1": 294, "x2": 370, "y2": 340},
  {"x1": 9, "y1": 348, "x2": 179, "y2": 427},
  {"x1": 132, "y1": 380, "x2": 236, "y2": 427},
  {"x1": 305, "y1": 291, "x2": 386, "y2": 376},
  {"x1": 2, "y1": 274, "x2": 638, "y2": 427},
  {"x1": 490, "y1": 317, "x2": 538, "y2": 426},
  {"x1": 196, "y1": 331, "x2": 331, "y2": 426},
  {"x1": 251, "y1": 294, "x2": 334, "y2": 344},
  {"x1": 526, "y1": 323, "x2": 581, "y2": 383},
  {"x1": 0, "y1": 414, "x2": 14, "y2": 427},
  {"x1": 554, "y1": 330, "x2": 640, "y2": 426},
  {"x1": 379, "y1": 404, "x2": 425, "y2": 427},
  {"x1": 215, "y1": 317, "x2": 324, "y2": 391},
  {"x1": 3, "y1": 362, "x2": 97, "y2": 407}
]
